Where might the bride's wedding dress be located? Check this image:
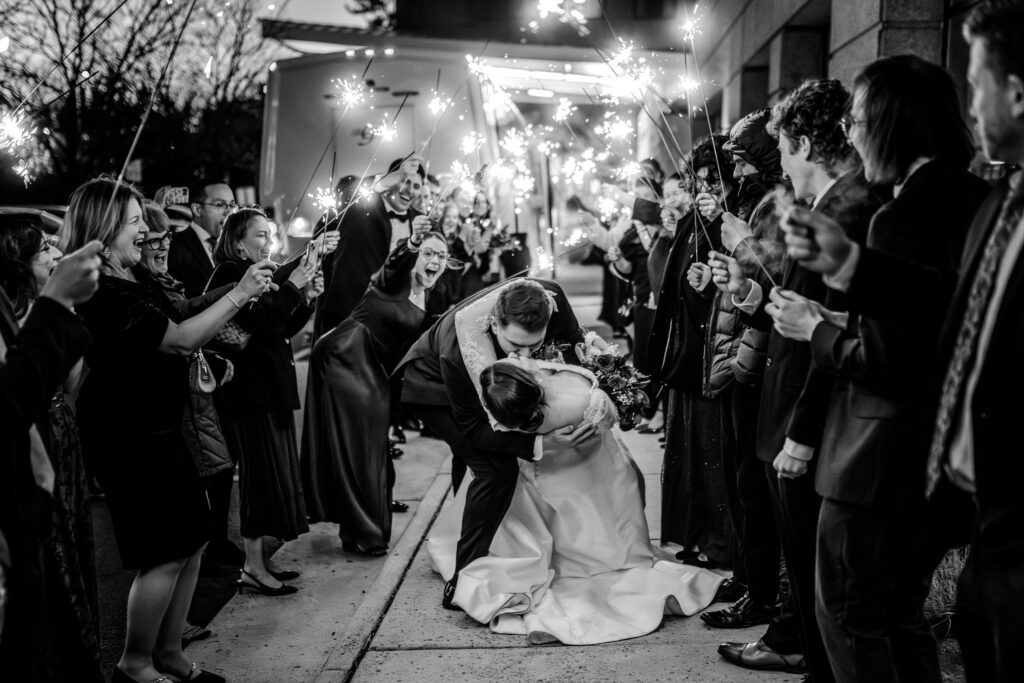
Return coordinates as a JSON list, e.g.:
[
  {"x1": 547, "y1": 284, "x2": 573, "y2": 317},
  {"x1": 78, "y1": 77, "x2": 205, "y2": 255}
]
[{"x1": 425, "y1": 283, "x2": 724, "y2": 644}]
